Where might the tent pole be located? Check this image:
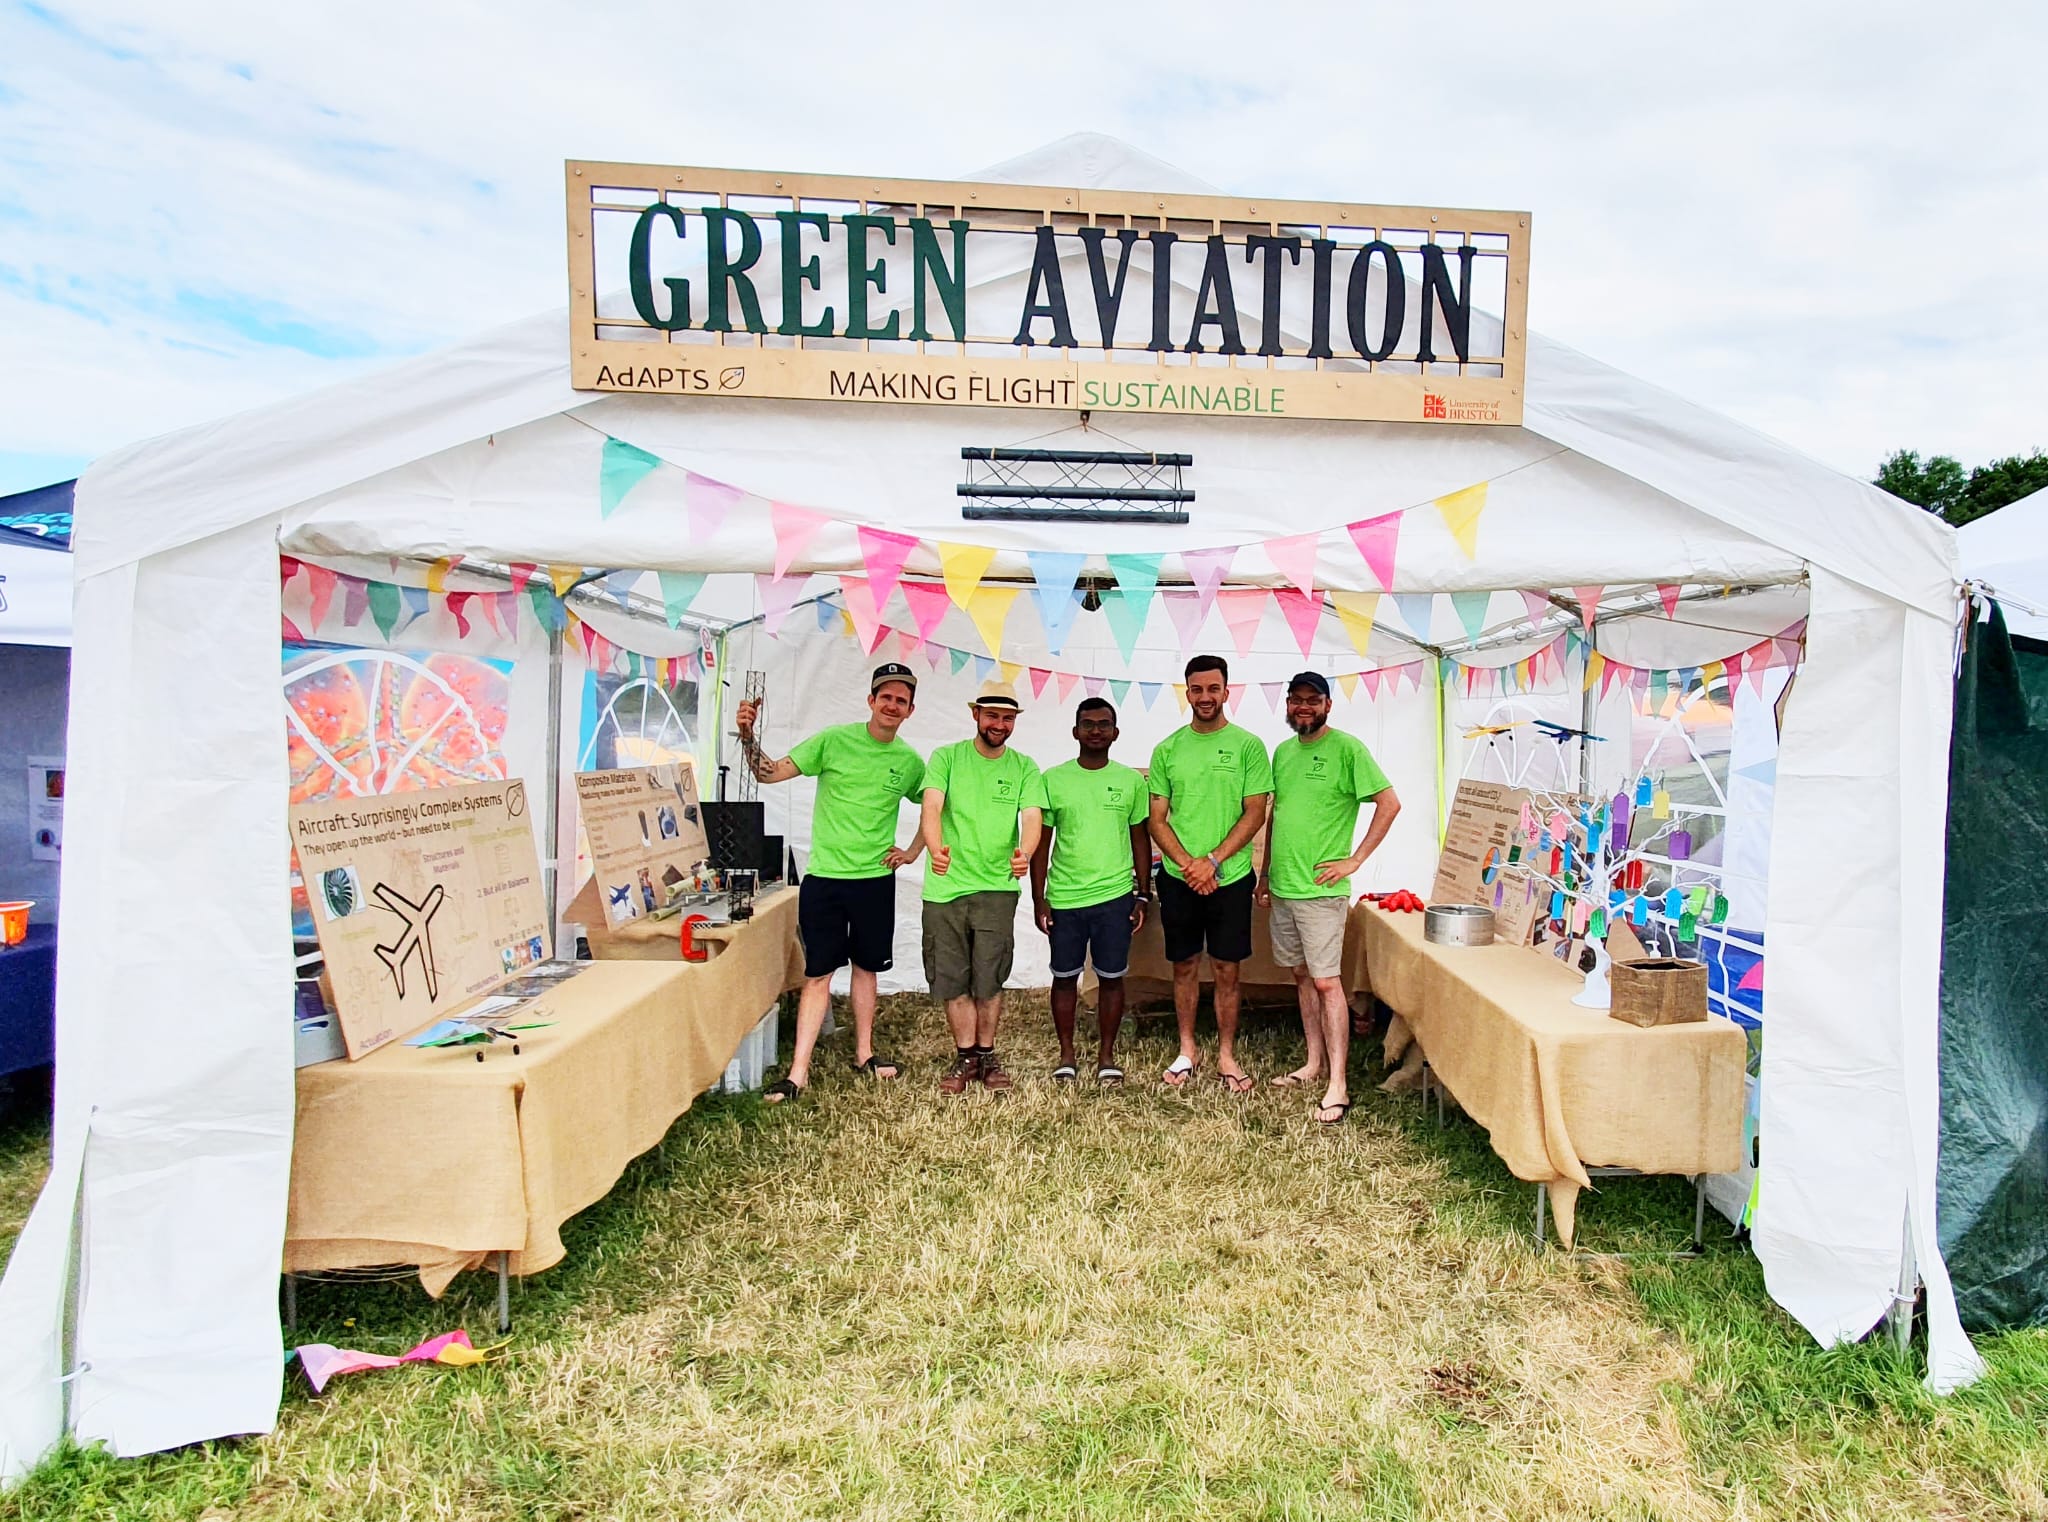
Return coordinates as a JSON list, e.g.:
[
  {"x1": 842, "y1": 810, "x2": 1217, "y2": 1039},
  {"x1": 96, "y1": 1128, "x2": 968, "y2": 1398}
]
[
  {"x1": 1430, "y1": 655, "x2": 1448, "y2": 848},
  {"x1": 544, "y1": 622, "x2": 564, "y2": 935},
  {"x1": 1578, "y1": 626, "x2": 1598, "y2": 794}
]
